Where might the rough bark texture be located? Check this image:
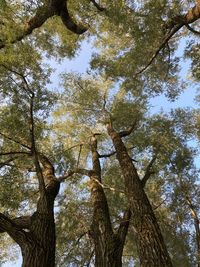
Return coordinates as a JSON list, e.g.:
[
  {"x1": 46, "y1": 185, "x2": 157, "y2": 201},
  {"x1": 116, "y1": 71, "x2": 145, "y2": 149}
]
[
  {"x1": 107, "y1": 123, "x2": 173, "y2": 267},
  {"x1": 20, "y1": 173, "x2": 60, "y2": 267},
  {"x1": 0, "y1": 155, "x2": 60, "y2": 267},
  {"x1": 89, "y1": 135, "x2": 130, "y2": 267},
  {"x1": 90, "y1": 178, "x2": 124, "y2": 267},
  {"x1": 186, "y1": 197, "x2": 200, "y2": 267}
]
